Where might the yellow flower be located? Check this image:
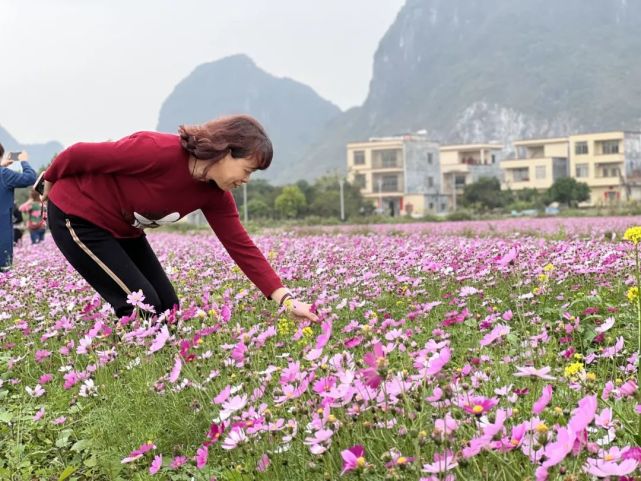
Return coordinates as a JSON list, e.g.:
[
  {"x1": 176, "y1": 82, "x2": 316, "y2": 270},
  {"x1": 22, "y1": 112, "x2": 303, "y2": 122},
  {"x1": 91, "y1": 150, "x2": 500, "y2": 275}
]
[
  {"x1": 537, "y1": 274, "x2": 549, "y2": 283},
  {"x1": 302, "y1": 327, "x2": 314, "y2": 340},
  {"x1": 283, "y1": 298, "x2": 295, "y2": 311},
  {"x1": 623, "y1": 226, "x2": 641, "y2": 244},
  {"x1": 573, "y1": 353, "x2": 583, "y2": 360},
  {"x1": 564, "y1": 362, "x2": 584, "y2": 378},
  {"x1": 586, "y1": 372, "x2": 597, "y2": 382},
  {"x1": 277, "y1": 317, "x2": 294, "y2": 336},
  {"x1": 535, "y1": 423, "x2": 548, "y2": 433},
  {"x1": 627, "y1": 287, "x2": 639, "y2": 303},
  {"x1": 543, "y1": 263, "x2": 555, "y2": 272}
]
